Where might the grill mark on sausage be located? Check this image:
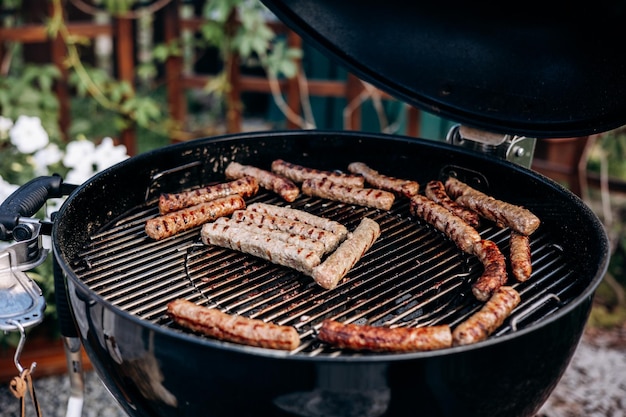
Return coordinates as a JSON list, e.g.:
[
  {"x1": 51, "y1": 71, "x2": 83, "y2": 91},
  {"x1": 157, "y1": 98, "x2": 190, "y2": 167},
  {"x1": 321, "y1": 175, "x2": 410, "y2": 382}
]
[
  {"x1": 246, "y1": 202, "x2": 348, "y2": 239},
  {"x1": 201, "y1": 219, "x2": 322, "y2": 275},
  {"x1": 347, "y1": 161, "x2": 420, "y2": 198},
  {"x1": 145, "y1": 194, "x2": 245, "y2": 240},
  {"x1": 471, "y1": 239, "x2": 508, "y2": 302},
  {"x1": 445, "y1": 177, "x2": 541, "y2": 236},
  {"x1": 424, "y1": 180, "x2": 480, "y2": 227},
  {"x1": 214, "y1": 217, "x2": 326, "y2": 257},
  {"x1": 409, "y1": 194, "x2": 482, "y2": 255},
  {"x1": 271, "y1": 159, "x2": 365, "y2": 187},
  {"x1": 510, "y1": 231, "x2": 532, "y2": 282},
  {"x1": 231, "y1": 209, "x2": 342, "y2": 254},
  {"x1": 225, "y1": 161, "x2": 300, "y2": 202},
  {"x1": 311, "y1": 217, "x2": 380, "y2": 290},
  {"x1": 452, "y1": 286, "x2": 521, "y2": 346},
  {"x1": 167, "y1": 299, "x2": 300, "y2": 351},
  {"x1": 301, "y1": 178, "x2": 395, "y2": 211},
  {"x1": 318, "y1": 320, "x2": 452, "y2": 352},
  {"x1": 158, "y1": 176, "x2": 259, "y2": 214}
]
